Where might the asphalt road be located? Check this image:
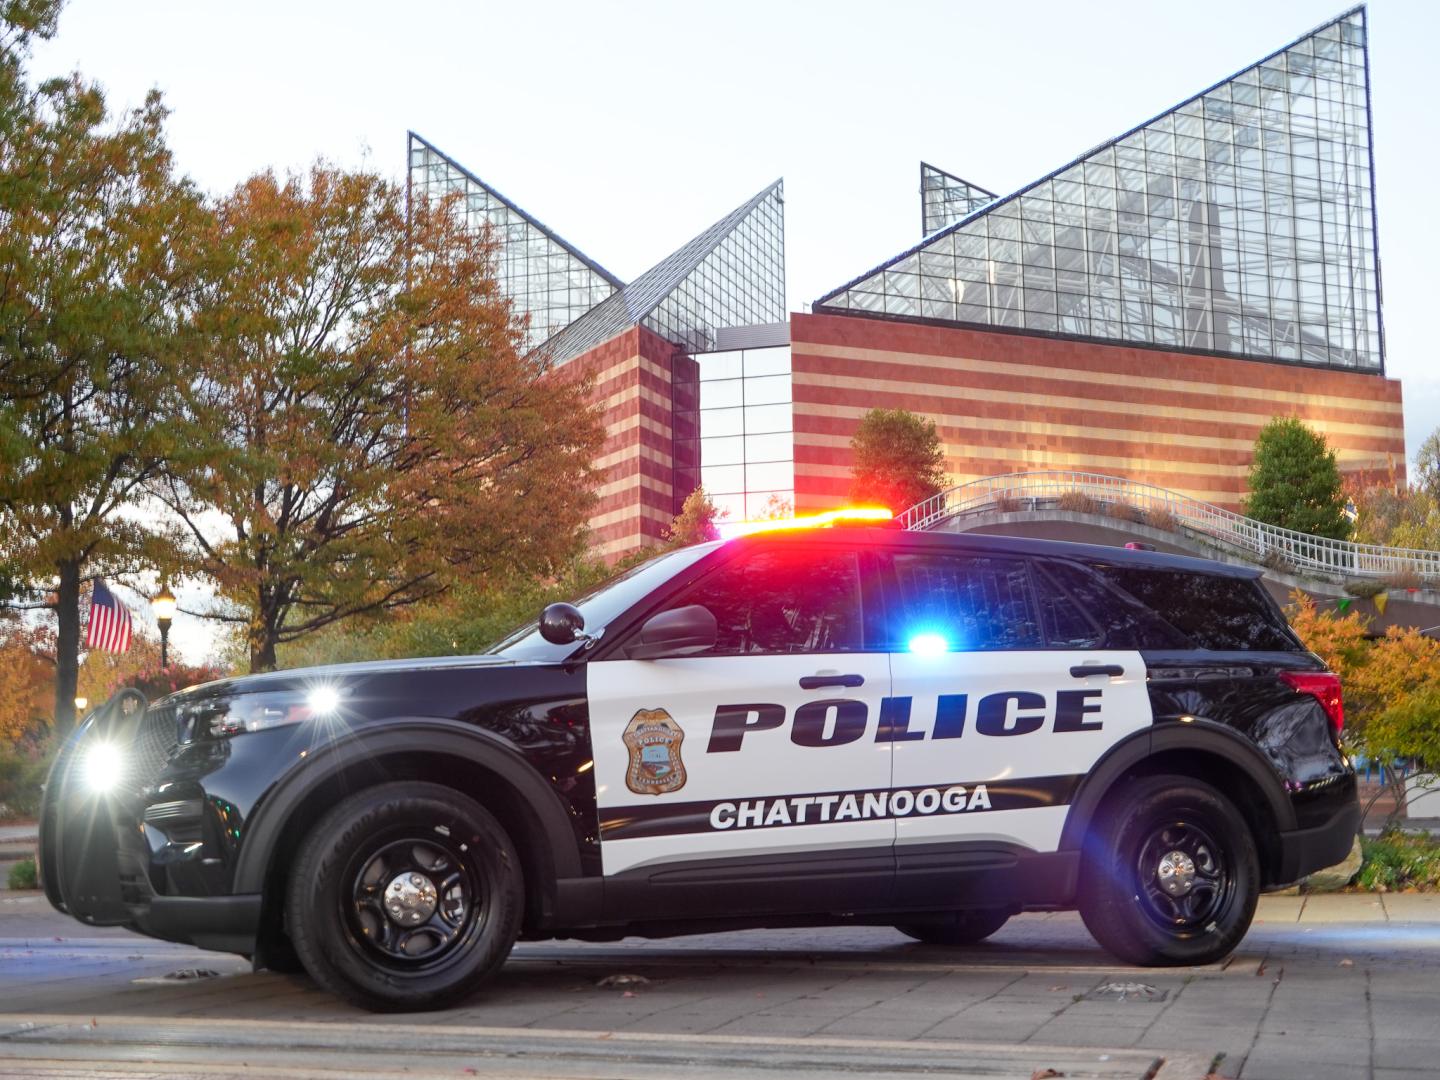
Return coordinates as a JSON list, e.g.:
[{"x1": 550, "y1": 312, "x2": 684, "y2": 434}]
[{"x1": 1, "y1": 890, "x2": 1438, "y2": 1079}]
